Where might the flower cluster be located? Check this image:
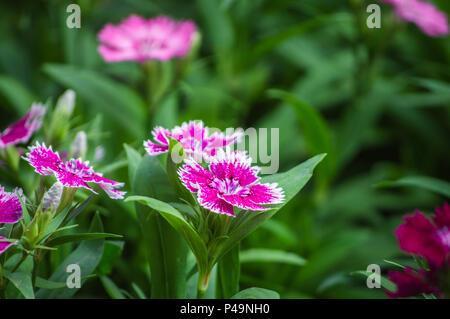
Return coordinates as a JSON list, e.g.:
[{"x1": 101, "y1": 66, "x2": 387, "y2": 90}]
[
  {"x1": 380, "y1": 0, "x2": 449, "y2": 37},
  {"x1": 387, "y1": 203, "x2": 450, "y2": 298},
  {"x1": 145, "y1": 121, "x2": 284, "y2": 216},
  {"x1": 98, "y1": 14, "x2": 197, "y2": 63},
  {"x1": 0, "y1": 103, "x2": 46, "y2": 148},
  {"x1": 24, "y1": 142, "x2": 126, "y2": 199},
  {"x1": 0, "y1": 186, "x2": 23, "y2": 254},
  {"x1": 144, "y1": 121, "x2": 242, "y2": 160}
]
